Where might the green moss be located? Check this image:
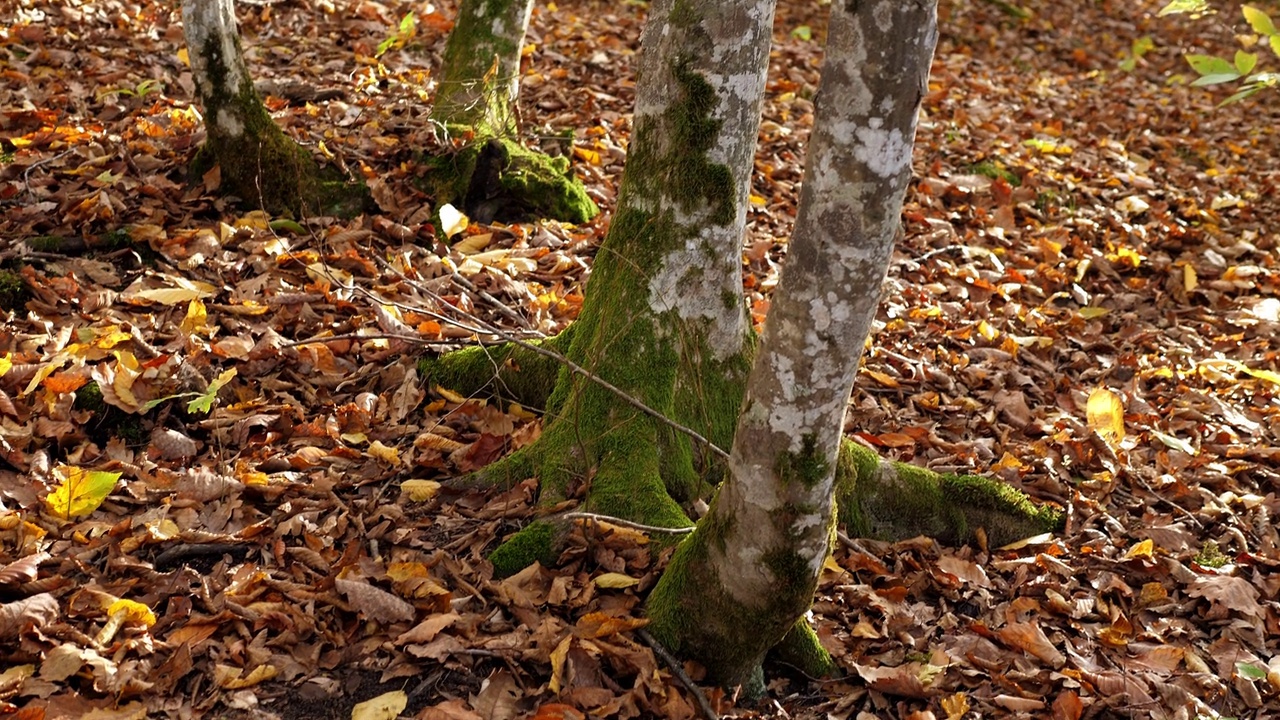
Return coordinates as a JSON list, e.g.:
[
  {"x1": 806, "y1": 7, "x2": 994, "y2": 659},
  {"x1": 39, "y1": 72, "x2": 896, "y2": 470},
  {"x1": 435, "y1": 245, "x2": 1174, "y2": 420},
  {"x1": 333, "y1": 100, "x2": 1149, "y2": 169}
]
[
  {"x1": 1193, "y1": 540, "x2": 1228, "y2": 568},
  {"x1": 835, "y1": 438, "x2": 1063, "y2": 547},
  {"x1": 431, "y1": 0, "x2": 525, "y2": 134},
  {"x1": 0, "y1": 268, "x2": 28, "y2": 311},
  {"x1": 420, "y1": 137, "x2": 597, "y2": 224},
  {"x1": 967, "y1": 160, "x2": 1020, "y2": 186},
  {"x1": 418, "y1": 327, "x2": 575, "y2": 409},
  {"x1": 27, "y1": 236, "x2": 66, "y2": 253},
  {"x1": 73, "y1": 381, "x2": 107, "y2": 413},
  {"x1": 776, "y1": 434, "x2": 830, "y2": 489},
  {"x1": 488, "y1": 520, "x2": 560, "y2": 578},
  {"x1": 772, "y1": 618, "x2": 837, "y2": 678}
]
